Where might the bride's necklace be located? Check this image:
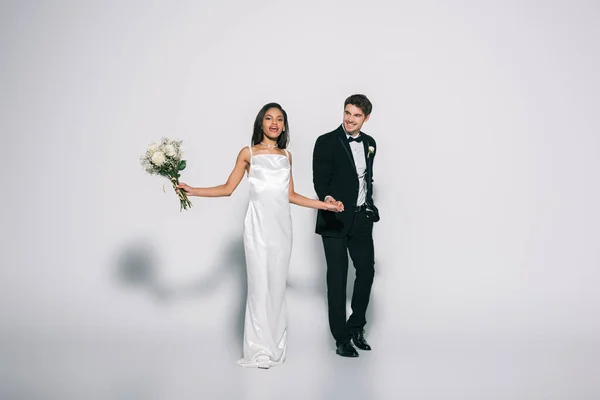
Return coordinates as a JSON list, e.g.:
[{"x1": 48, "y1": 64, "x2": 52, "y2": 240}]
[{"x1": 259, "y1": 142, "x2": 278, "y2": 149}]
